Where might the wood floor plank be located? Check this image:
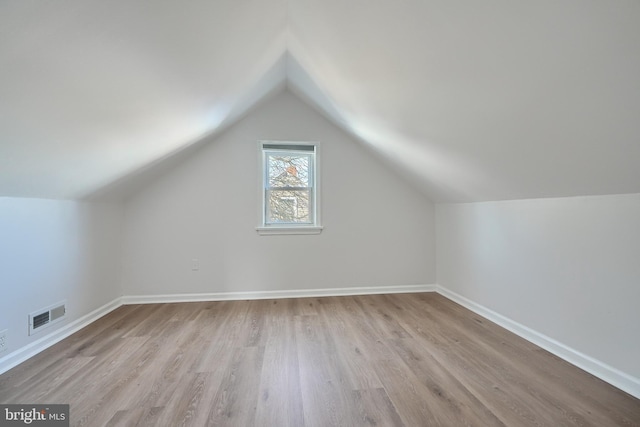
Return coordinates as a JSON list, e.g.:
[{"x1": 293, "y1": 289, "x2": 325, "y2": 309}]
[
  {"x1": 157, "y1": 372, "x2": 209, "y2": 427},
  {"x1": 334, "y1": 296, "x2": 399, "y2": 362},
  {"x1": 318, "y1": 297, "x2": 384, "y2": 390},
  {"x1": 404, "y1": 293, "x2": 639, "y2": 425},
  {"x1": 125, "y1": 322, "x2": 210, "y2": 410},
  {"x1": 206, "y1": 346, "x2": 264, "y2": 427},
  {"x1": 8, "y1": 356, "x2": 95, "y2": 404},
  {"x1": 72, "y1": 338, "x2": 165, "y2": 426},
  {"x1": 350, "y1": 388, "x2": 405, "y2": 427},
  {"x1": 0, "y1": 305, "x2": 139, "y2": 394},
  {"x1": 293, "y1": 297, "x2": 320, "y2": 316},
  {"x1": 390, "y1": 296, "x2": 568, "y2": 425},
  {"x1": 254, "y1": 301, "x2": 304, "y2": 427},
  {"x1": 296, "y1": 313, "x2": 356, "y2": 427},
  {"x1": 34, "y1": 336, "x2": 151, "y2": 411},
  {"x1": 105, "y1": 406, "x2": 165, "y2": 427},
  {"x1": 0, "y1": 293, "x2": 638, "y2": 427},
  {"x1": 390, "y1": 335, "x2": 506, "y2": 426},
  {"x1": 356, "y1": 294, "x2": 413, "y2": 339},
  {"x1": 373, "y1": 356, "x2": 446, "y2": 425}
]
